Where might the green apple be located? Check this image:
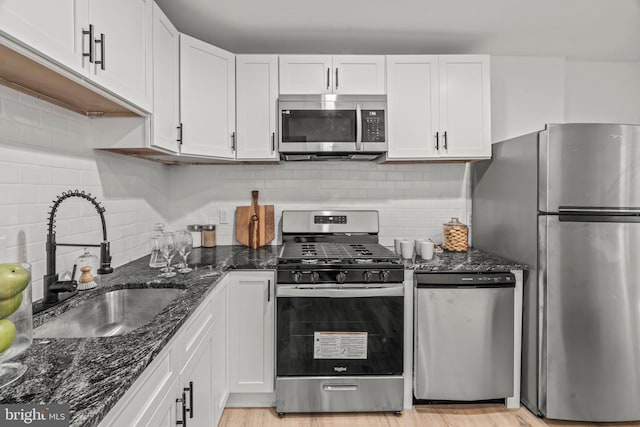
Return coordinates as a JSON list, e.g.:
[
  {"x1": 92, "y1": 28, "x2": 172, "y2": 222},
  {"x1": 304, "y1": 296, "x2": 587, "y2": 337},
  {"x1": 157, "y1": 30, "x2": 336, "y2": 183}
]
[
  {"x1": 0, "y1": 319, "x2": 17, "y2": 353},
  {"x1": 0, "y1": 263, "x2": 30, "y2": 300},
  {"x1": 0, "y1": 293, "x2": 22, "y2": 319}
]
